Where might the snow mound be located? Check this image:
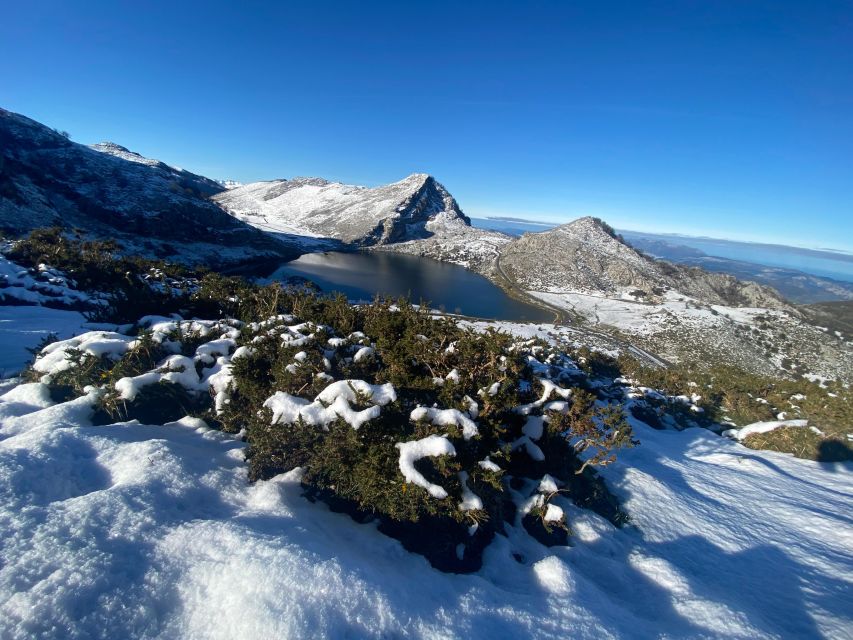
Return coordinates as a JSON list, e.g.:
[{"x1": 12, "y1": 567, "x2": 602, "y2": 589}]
[
  {"x1": 264, "y1": 380, "x2": 396, "y2": 431},
  {"x1": 395, "y1": 434, "x2": 457, "y2": 498},
  {"x1": 410, "y1": 406, "x2": 479, "y2": 440},
  {"x1": 722, "y1": 419, "x2": 810, "y2": 440}
]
